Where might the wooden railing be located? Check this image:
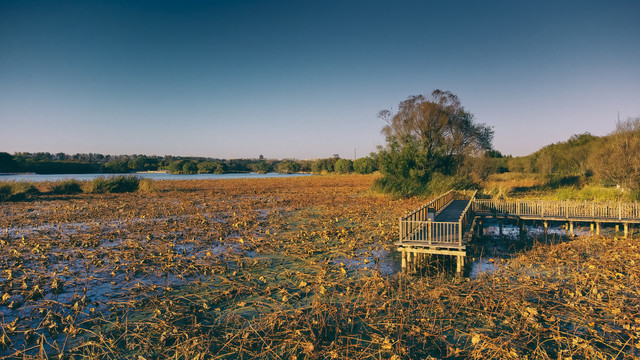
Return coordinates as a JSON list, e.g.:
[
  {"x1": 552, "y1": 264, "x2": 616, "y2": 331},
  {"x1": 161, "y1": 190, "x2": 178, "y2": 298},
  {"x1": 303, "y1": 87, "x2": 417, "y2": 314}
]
[
  {"x1": 401, "y1": 190, "x2": 454, "y2": 223},
  {"x1": 473, "y1": 199, "x2": 640, "y2": 221},
  {"x1": 399, "y1": 190, "x2": 454, "y2": 246},
  {"x1": 399, "y1": 190, "x2": 476, "y2": 248},
  {"x1": 457, "y1": 190, "x2": 477, "y2": 244}
]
